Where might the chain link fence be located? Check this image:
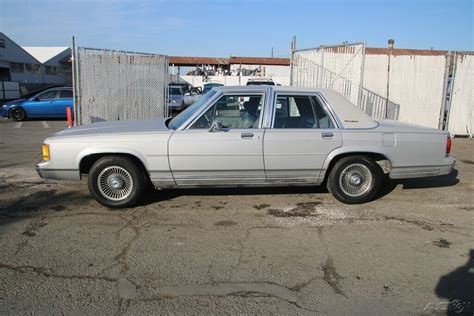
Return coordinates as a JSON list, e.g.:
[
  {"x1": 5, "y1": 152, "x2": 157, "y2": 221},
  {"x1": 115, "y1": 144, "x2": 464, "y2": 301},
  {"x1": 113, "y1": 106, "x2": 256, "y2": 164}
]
[
  {"x1": 291, "y1": 43, "x2": 400, "y2": 120},
  {"x1": 74, "y1": 47, "x2": 168, "y2": 125}
]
